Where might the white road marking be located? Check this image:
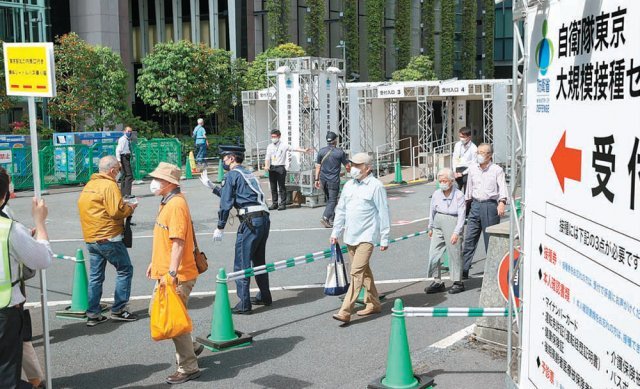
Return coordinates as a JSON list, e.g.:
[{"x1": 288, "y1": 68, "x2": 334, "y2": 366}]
[
  {"x1": 49, "y1": 217, "x2": 430, "y2": 243},
  {"x1": 24, "y1": 275, "x2": 450, "y2": 308},
  {"x1": 429, "y1": 324, "x2": 475, "y2": 349}
]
